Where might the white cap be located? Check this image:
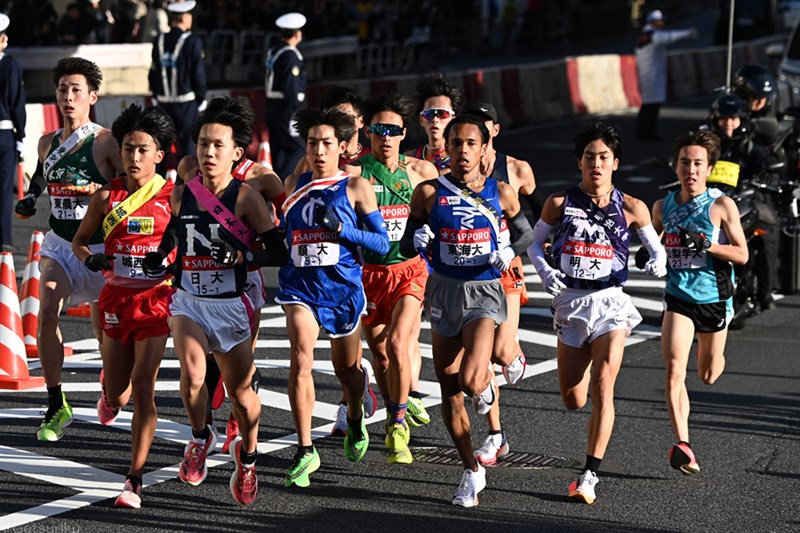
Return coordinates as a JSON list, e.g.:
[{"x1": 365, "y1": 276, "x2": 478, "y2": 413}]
[
  {"x1": 167, "y1": 1, "x2": 196, "y2": 14},
  {"x1": 276, "y1": 12, "x2": 306, "y2": 30},
  {"x1": 646, "y1": 10, "x2": 664, "y2": 23},
  {"x1": 0, "y1": 14, "x2": 10, "y2": 34}
]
